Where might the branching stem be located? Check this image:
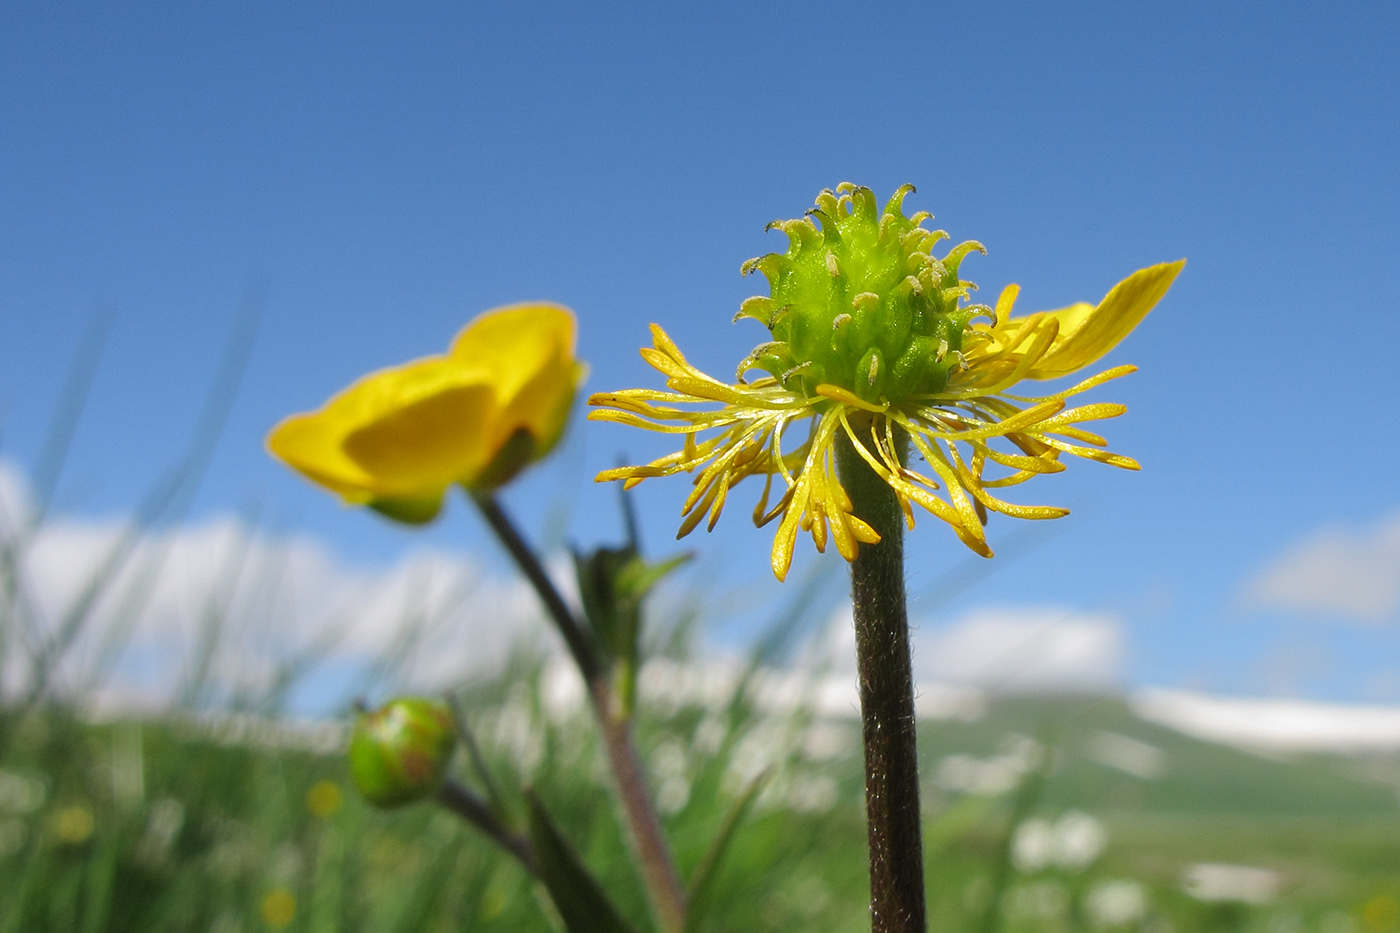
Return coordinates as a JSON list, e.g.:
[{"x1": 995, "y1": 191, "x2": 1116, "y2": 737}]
[{"x1": 471, "y1": 492, "x2": 687, "y2": 933}]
